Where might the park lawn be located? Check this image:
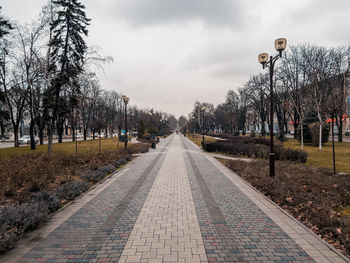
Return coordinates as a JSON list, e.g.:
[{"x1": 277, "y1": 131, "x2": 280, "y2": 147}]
[
  {"x1": 0, "y1": 137, "x2": 129, "y2": 158},
  {"x1": 186, "y1": 134, "x2": 217, "y2": 147},
  {"x1": 283, "y1": 138, "x2": 350, "y2": 174}
]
